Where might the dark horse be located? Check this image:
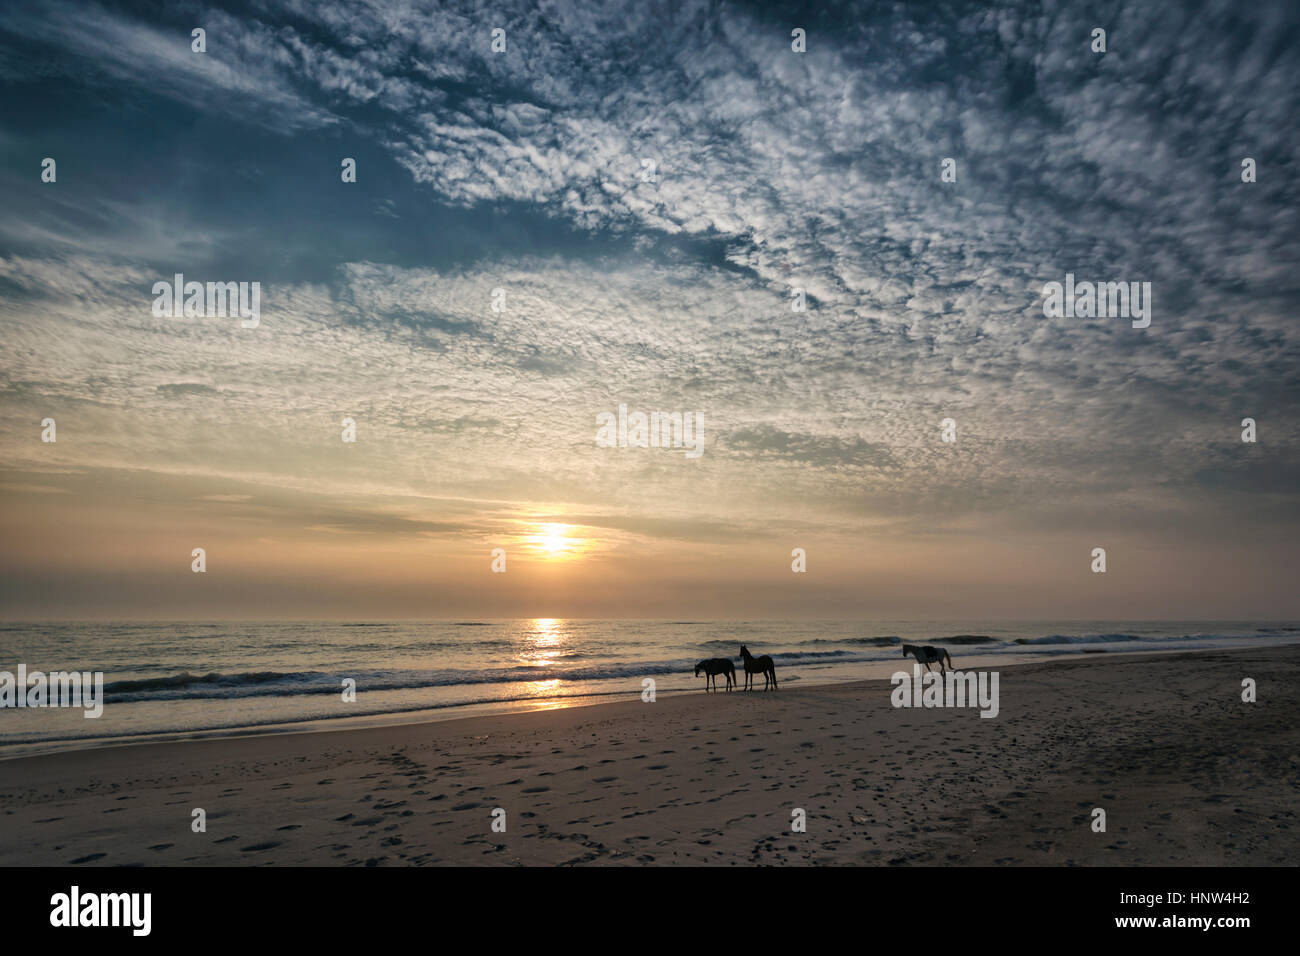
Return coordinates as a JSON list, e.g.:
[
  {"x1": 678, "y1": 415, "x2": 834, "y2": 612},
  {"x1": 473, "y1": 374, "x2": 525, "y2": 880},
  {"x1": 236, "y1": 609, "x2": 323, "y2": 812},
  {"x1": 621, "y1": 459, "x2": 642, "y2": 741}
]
[
  {"x1": 902, "y1": 644, "x2": 953, "y2": 674},
  {"x1": 695, "y1": 658, "x2": 736, "y2": 692},
  {"x1": 738, "y1": 645, "x2": 778, "y2": 691}
]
